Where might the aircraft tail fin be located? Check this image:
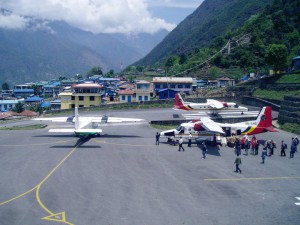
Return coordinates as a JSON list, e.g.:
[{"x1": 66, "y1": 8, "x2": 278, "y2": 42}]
[
  {"x1": 174, "y1": 93, "x2": 184, "y2": 109},
  {"x1": 256, "y1": 106, "x2": 273, "y2": 128}
]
